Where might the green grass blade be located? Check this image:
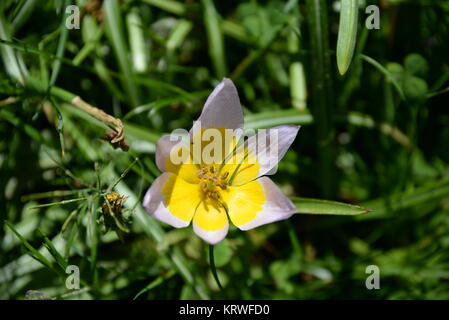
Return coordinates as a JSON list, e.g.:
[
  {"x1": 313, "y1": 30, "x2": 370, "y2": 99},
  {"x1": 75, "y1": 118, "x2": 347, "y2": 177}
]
[
  {"x1": 133, "y1": 270, "x2": 176, "y2": 300},
  {"x1": 201, "y1": 0, "x2": 227, "y2": 79},
  {"x1": 142, "y1": 0, "x2": 186, "y2": 15},
  {"x1": 292, "y1": 197, "x2": 370, "y2": 215},
  {"x1": 37, "y1": 229, "x2": 68, "y2": 271},
  {"x1": 104, "y1": 0, "x2": 141, "y2": 106},
  {"x1": 113, "y1": 177, "x2": 210, "y2": 299},
  {"x1": 49, "y1": 0, "x2": 70, "y2": 87},
  {"x1": 73, "y1": 16, "x2": 104, "y2": 66},
  {"x1": 0, "y1": 11, "x2": 28, "y2": 83},
  {"x1": 290, "y1": 62, "x2": 307, "y2": 110},
  {"x1": 359, "y1": 178, "x2": 449, "y2": 220},
  {"x1": 4, "y1": 221, "x2": 55, "y2": 271},
  {"x1": 166, "y1": 19, "x2": 193, "y2": 52},
  {"x1": 0, "y1": 109, "x2": 47, "y2": 145},
  {"x1": 244, "y1": 109, "x2": 313, "y2": 129},
  {"x1": 11, "y1": 0, "x2": 38, "y2": 34},
  {"x1": 361, "y1": 54, "x2": 406, "y2": 100},
  {"x1": 126, "y1": 8, "x2": 149, "y2": 73}
]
